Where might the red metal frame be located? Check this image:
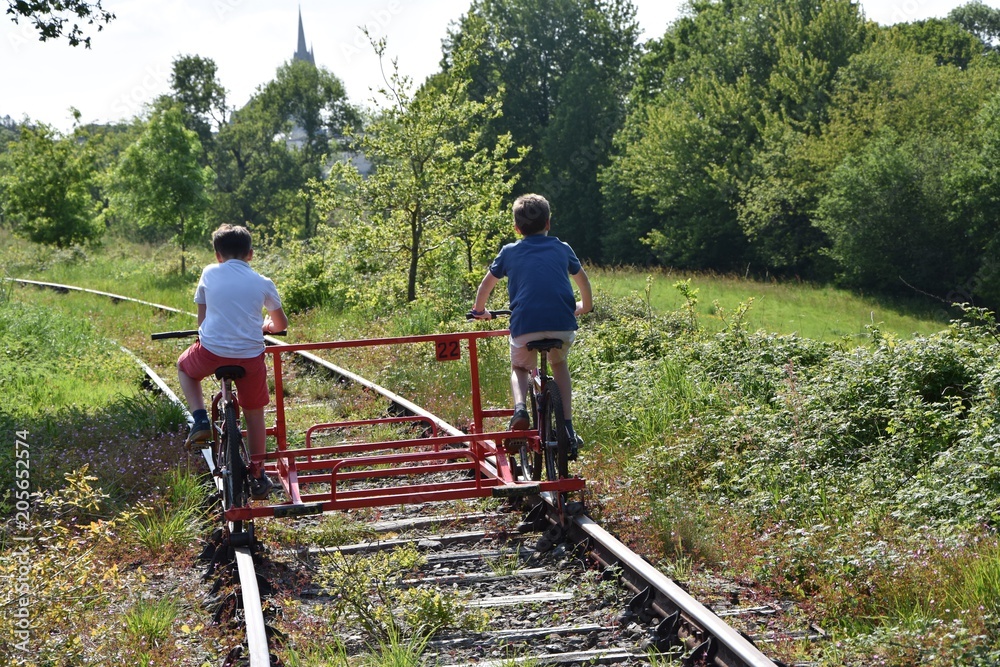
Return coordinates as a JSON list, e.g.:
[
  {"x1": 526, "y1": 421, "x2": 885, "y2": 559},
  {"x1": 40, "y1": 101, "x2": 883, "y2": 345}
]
[{"x1": 223, "y1": 329, "x2": 585, "y2": 521}]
